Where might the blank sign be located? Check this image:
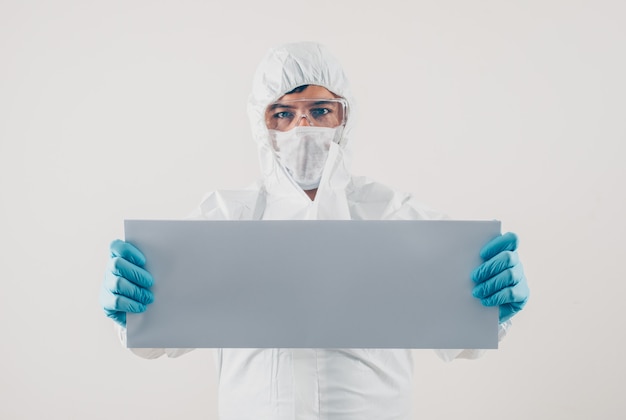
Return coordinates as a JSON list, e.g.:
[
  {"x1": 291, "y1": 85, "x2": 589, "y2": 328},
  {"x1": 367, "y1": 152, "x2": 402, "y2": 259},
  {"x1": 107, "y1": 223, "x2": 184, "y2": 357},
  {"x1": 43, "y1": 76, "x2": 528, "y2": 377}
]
[{"x1": 125, "y1": 220, "x2": 500, "y2": 349}]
